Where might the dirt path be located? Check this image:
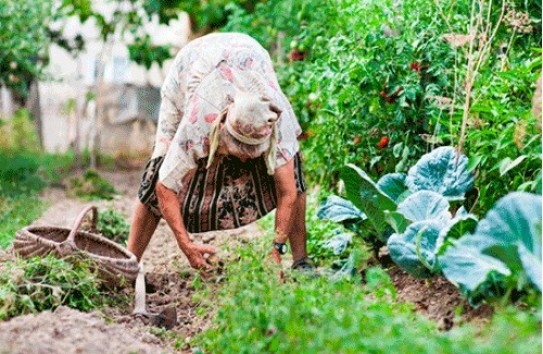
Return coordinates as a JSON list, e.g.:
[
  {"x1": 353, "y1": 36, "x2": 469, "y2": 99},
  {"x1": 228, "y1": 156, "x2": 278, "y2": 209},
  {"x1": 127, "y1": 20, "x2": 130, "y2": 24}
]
[{"x1": 0, "y1": 168, "x2": 261, "y2": 354}]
